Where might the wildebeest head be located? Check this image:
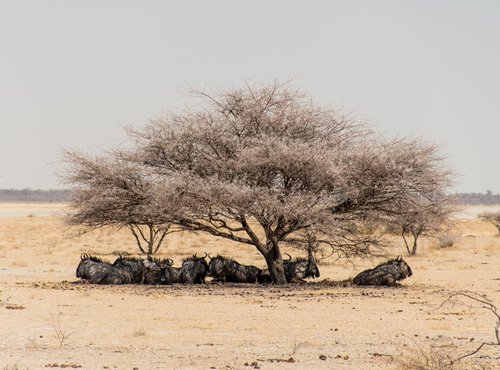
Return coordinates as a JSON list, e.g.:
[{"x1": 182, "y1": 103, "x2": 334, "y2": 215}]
[
  {"x1": 76, "y1": 254, "x2": 104, "y2": 278},
  {"x1": 143, "y1": 255, "x2": 174, "y2": 285},
  {"x1": 283, "y1": 254, "x2": 320, "y2": 282},
  {"x1": 207, "y1": 254, "x2": 231, "y2": 280},
  {"x1": 178, "y1": 253, "x2": 209, "y2": 284},
  {"x1": 76, "y1": 254, "x2": 132, "y2": 284},
  {"x1": 390, "y1": 255, "x2": 413, "y2": 279},
  {"x1": 185, "y1": 253, "x2": 209, "y2": 270}
]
